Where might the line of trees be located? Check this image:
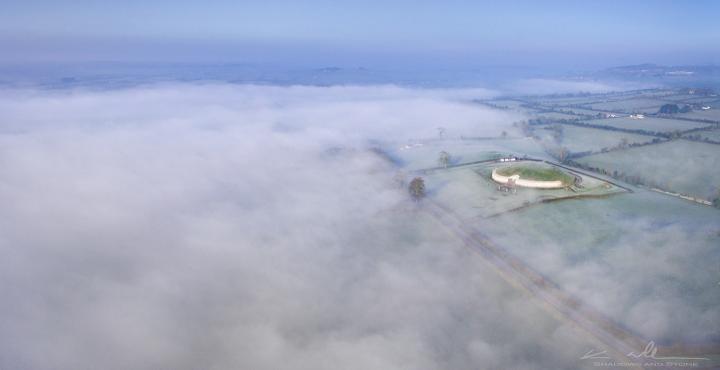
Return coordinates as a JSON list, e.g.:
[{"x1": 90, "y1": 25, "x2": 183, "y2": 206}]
[
  {"x1": 565, "y1": 158, "x2": 719, "y2": 207},
  {"x1": 566, "y1": 137, "x2": 667, "y2": 160},
  {"x1": 683, "y1": 133, "x2": 720, "y2": 145},
  {"x1": 565, "y1": 159, "x2": 656, "y2": 187},
  {"x1": 658, "y1": 103, "x2": 681, "y2": 114},
  {"x1": 555, "y1": 119, "x2": 697, "y2": 139}
]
